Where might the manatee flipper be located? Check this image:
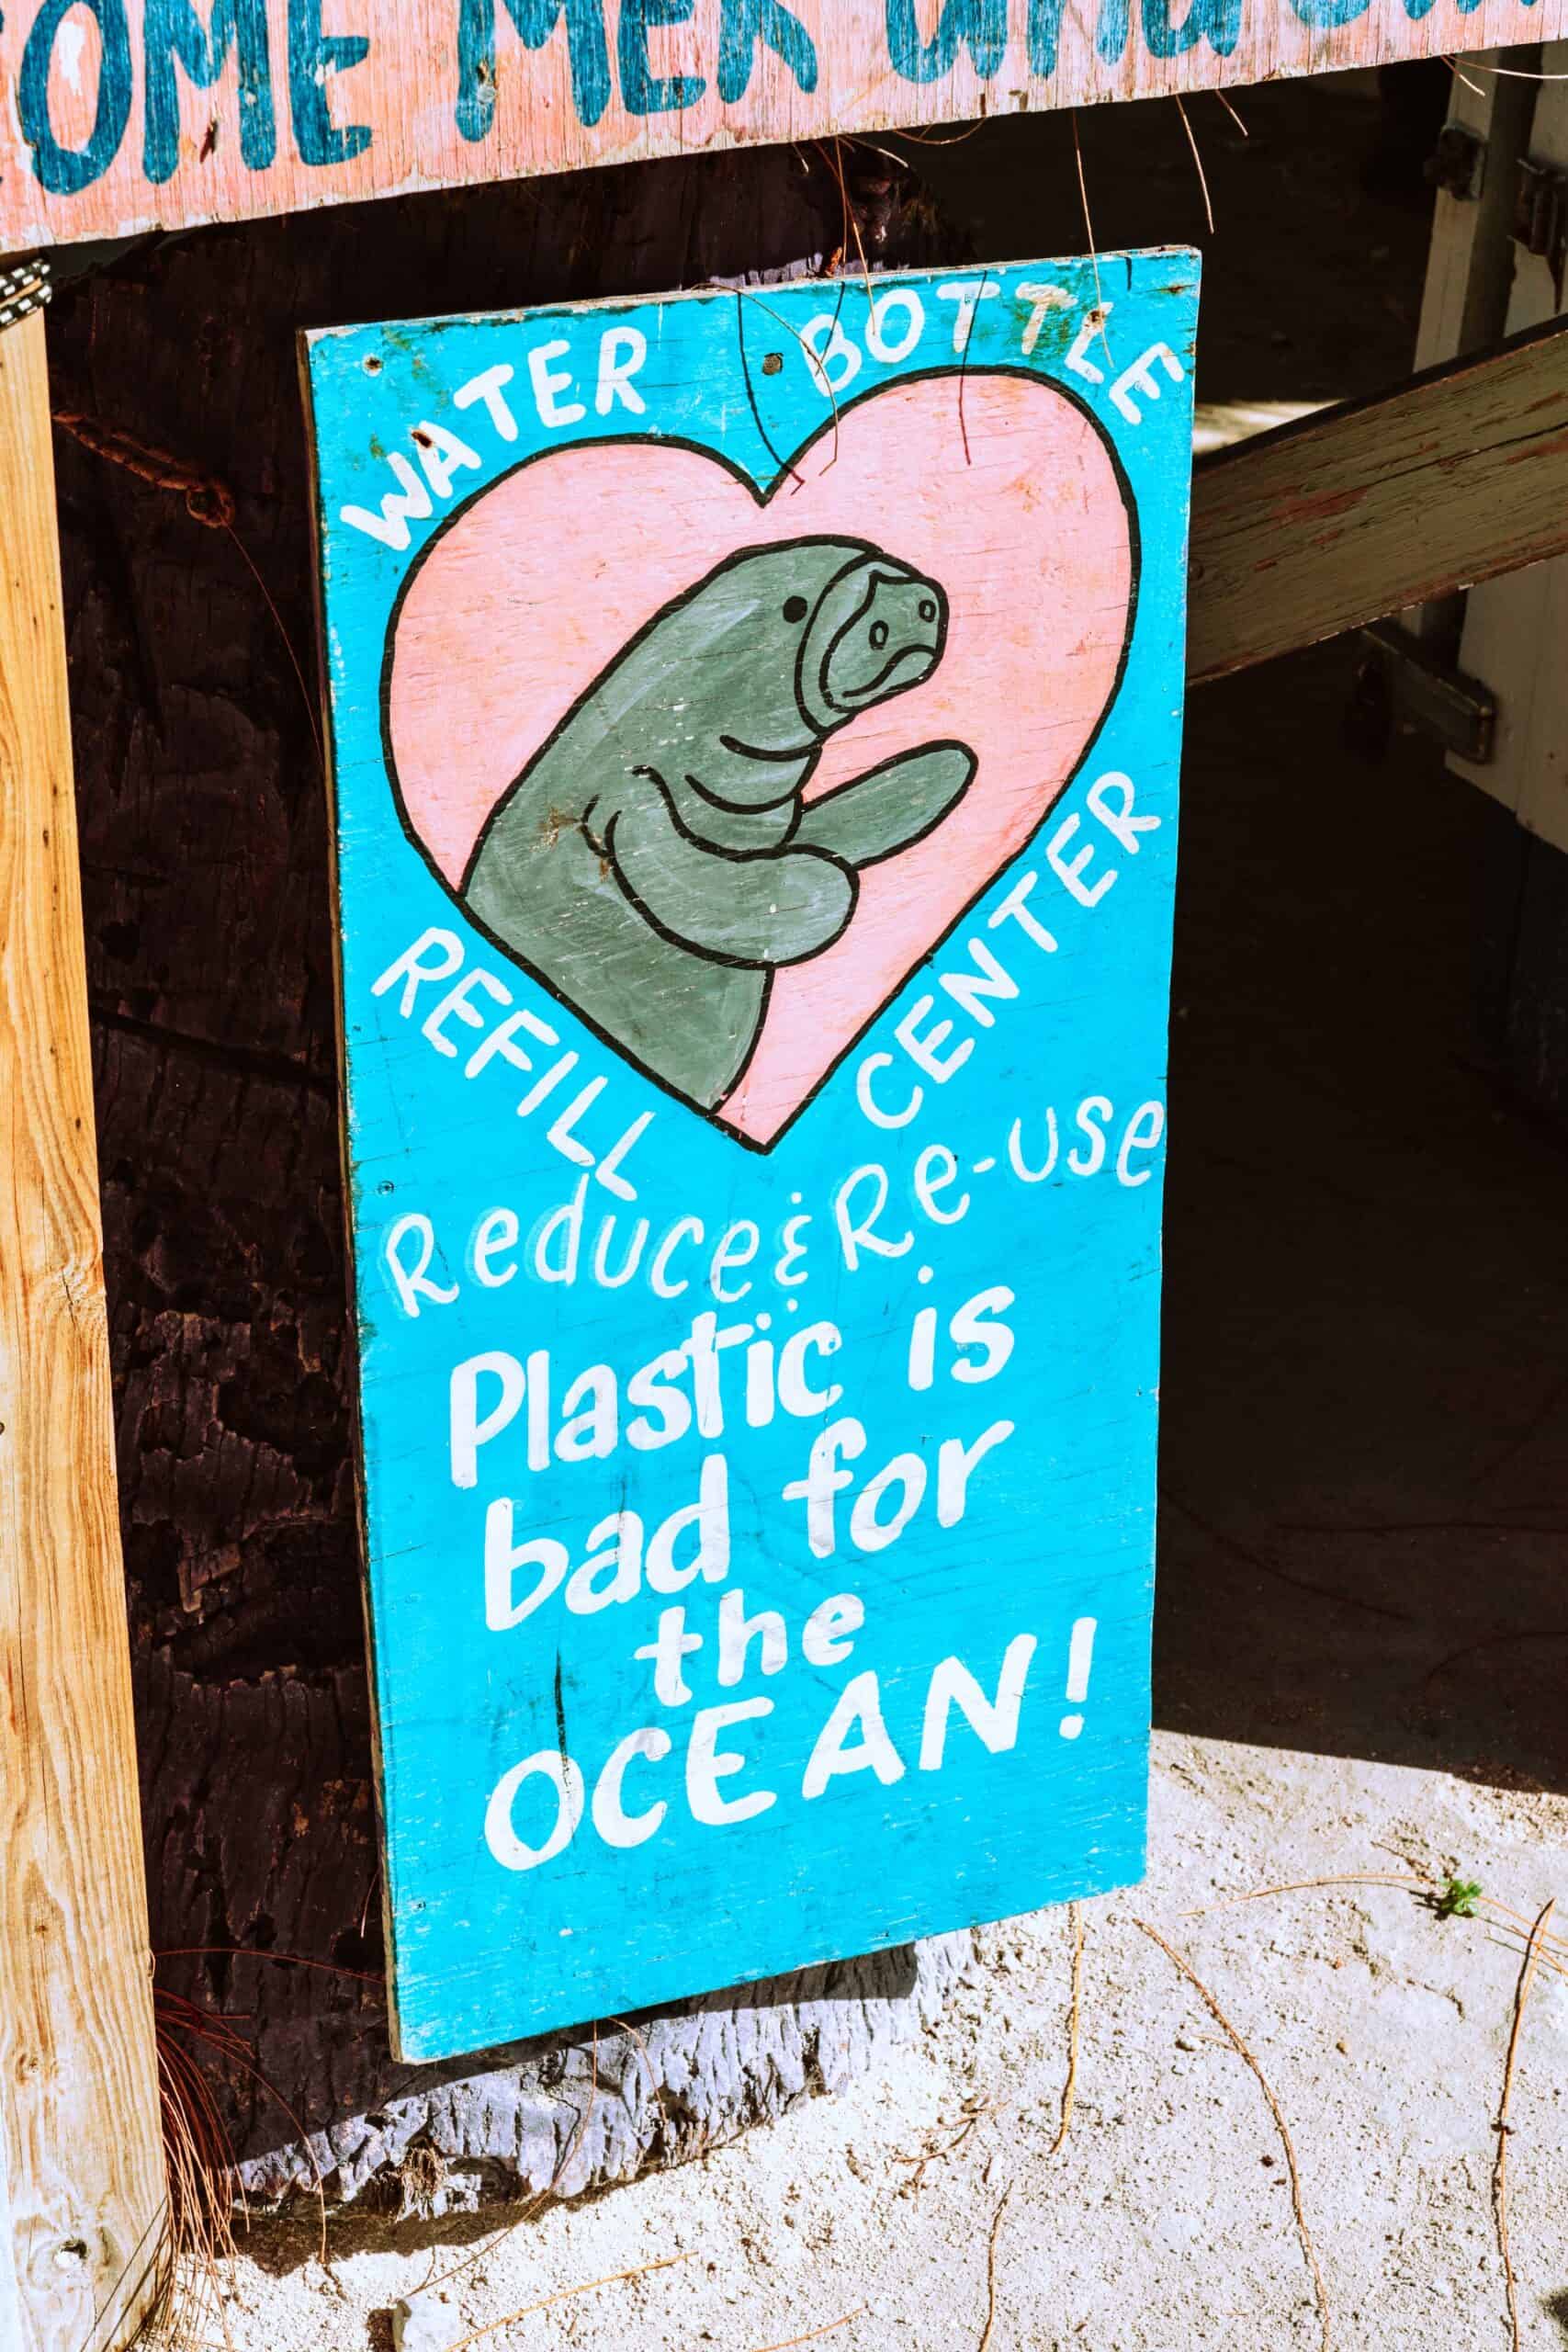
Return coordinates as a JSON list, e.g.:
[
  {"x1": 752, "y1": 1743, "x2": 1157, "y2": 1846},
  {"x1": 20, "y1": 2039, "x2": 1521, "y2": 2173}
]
[
  {"x1": 466, "y1": 803, "x2": 770, "y2": 1111},
  {"x1": 792, "y1": 741, "x2": 976, "y2": 870},
  {"x1": 606, "y1": 781, "x2": 857, "y2": 968}
]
